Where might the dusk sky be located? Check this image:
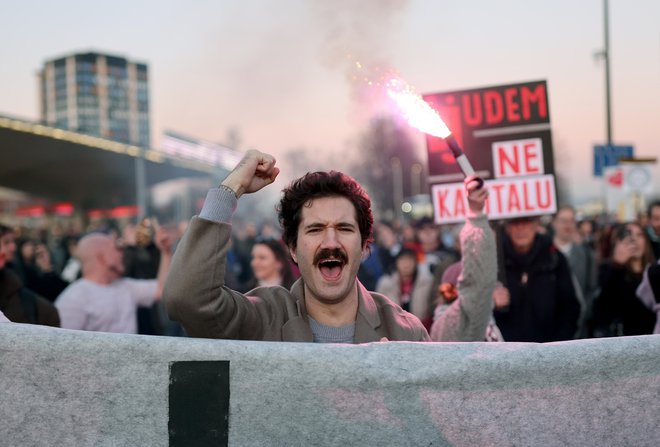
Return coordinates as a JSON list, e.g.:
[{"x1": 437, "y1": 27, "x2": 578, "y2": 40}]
[{"x1": 2, "y1": 0, "x2": 660, "y2": 204}]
